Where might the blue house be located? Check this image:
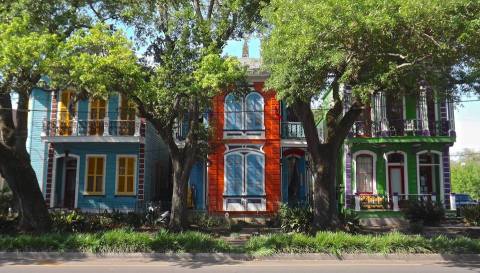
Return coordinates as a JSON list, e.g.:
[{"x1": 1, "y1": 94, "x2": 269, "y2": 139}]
[{"x1": 27, "y1": 88, "x2": 169, "y2": 212}]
